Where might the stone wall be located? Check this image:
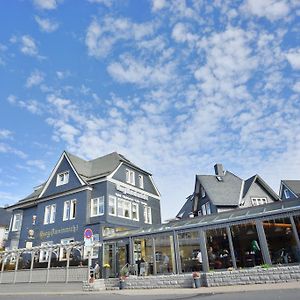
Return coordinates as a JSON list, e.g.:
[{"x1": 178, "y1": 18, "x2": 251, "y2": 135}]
[{"x1": 204, "y1": 265, "x2": 300, "y2": 287}]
